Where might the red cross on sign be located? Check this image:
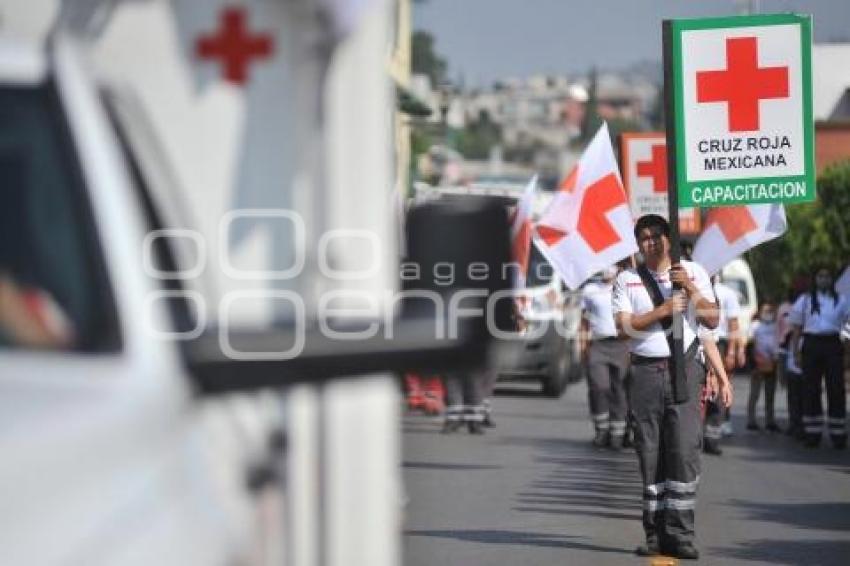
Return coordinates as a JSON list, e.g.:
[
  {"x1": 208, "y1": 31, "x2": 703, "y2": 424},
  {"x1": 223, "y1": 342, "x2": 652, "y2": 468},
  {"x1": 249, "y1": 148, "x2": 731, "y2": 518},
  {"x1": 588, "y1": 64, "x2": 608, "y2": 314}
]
[
  {"x1": 705, "y1": 206, "x2": 758, "y2": 243},
  {"x1": 696, "y1": 36, "x2": 789, "y2": 132},
  {"x1": 196, "y1": 7, "x2": 274, "y2": 86},
  {"x1": 636, "y1": 144, "x2": 667, "y2": 193}
]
